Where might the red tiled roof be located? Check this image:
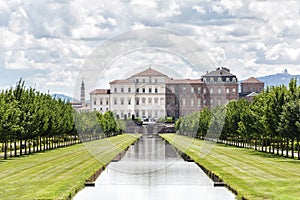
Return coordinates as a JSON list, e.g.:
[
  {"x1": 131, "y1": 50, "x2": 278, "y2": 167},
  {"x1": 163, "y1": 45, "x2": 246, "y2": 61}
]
[
  {"x1": 167, "y1": 79, "x2": 202, "y2": 84},
  {"x1": 134, "y1": 68, "x2": 168, "y2": 77},
  {"x1": 109, "y1": 79, "x2": 133, "y2": 84},
  {"x1": 242, "y1": 77, "x2": 263, "y2": 83},
  {"x1": 90, "y1": 89, "x2": 110, "y2": 94}
]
